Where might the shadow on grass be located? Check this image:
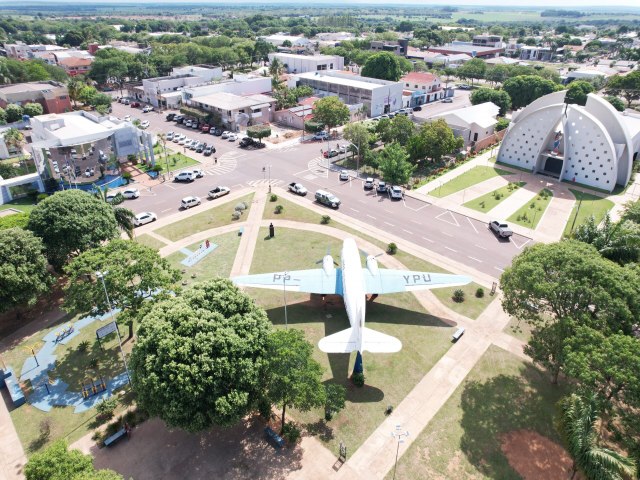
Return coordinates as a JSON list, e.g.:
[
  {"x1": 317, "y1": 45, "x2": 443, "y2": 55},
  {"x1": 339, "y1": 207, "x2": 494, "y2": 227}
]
[
  {"x1": 459, "y1": 365, "x2": 568, "y2": 479},
  {"x1": 305, "y1": 419, "x2": 335, "y2": 443}
]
